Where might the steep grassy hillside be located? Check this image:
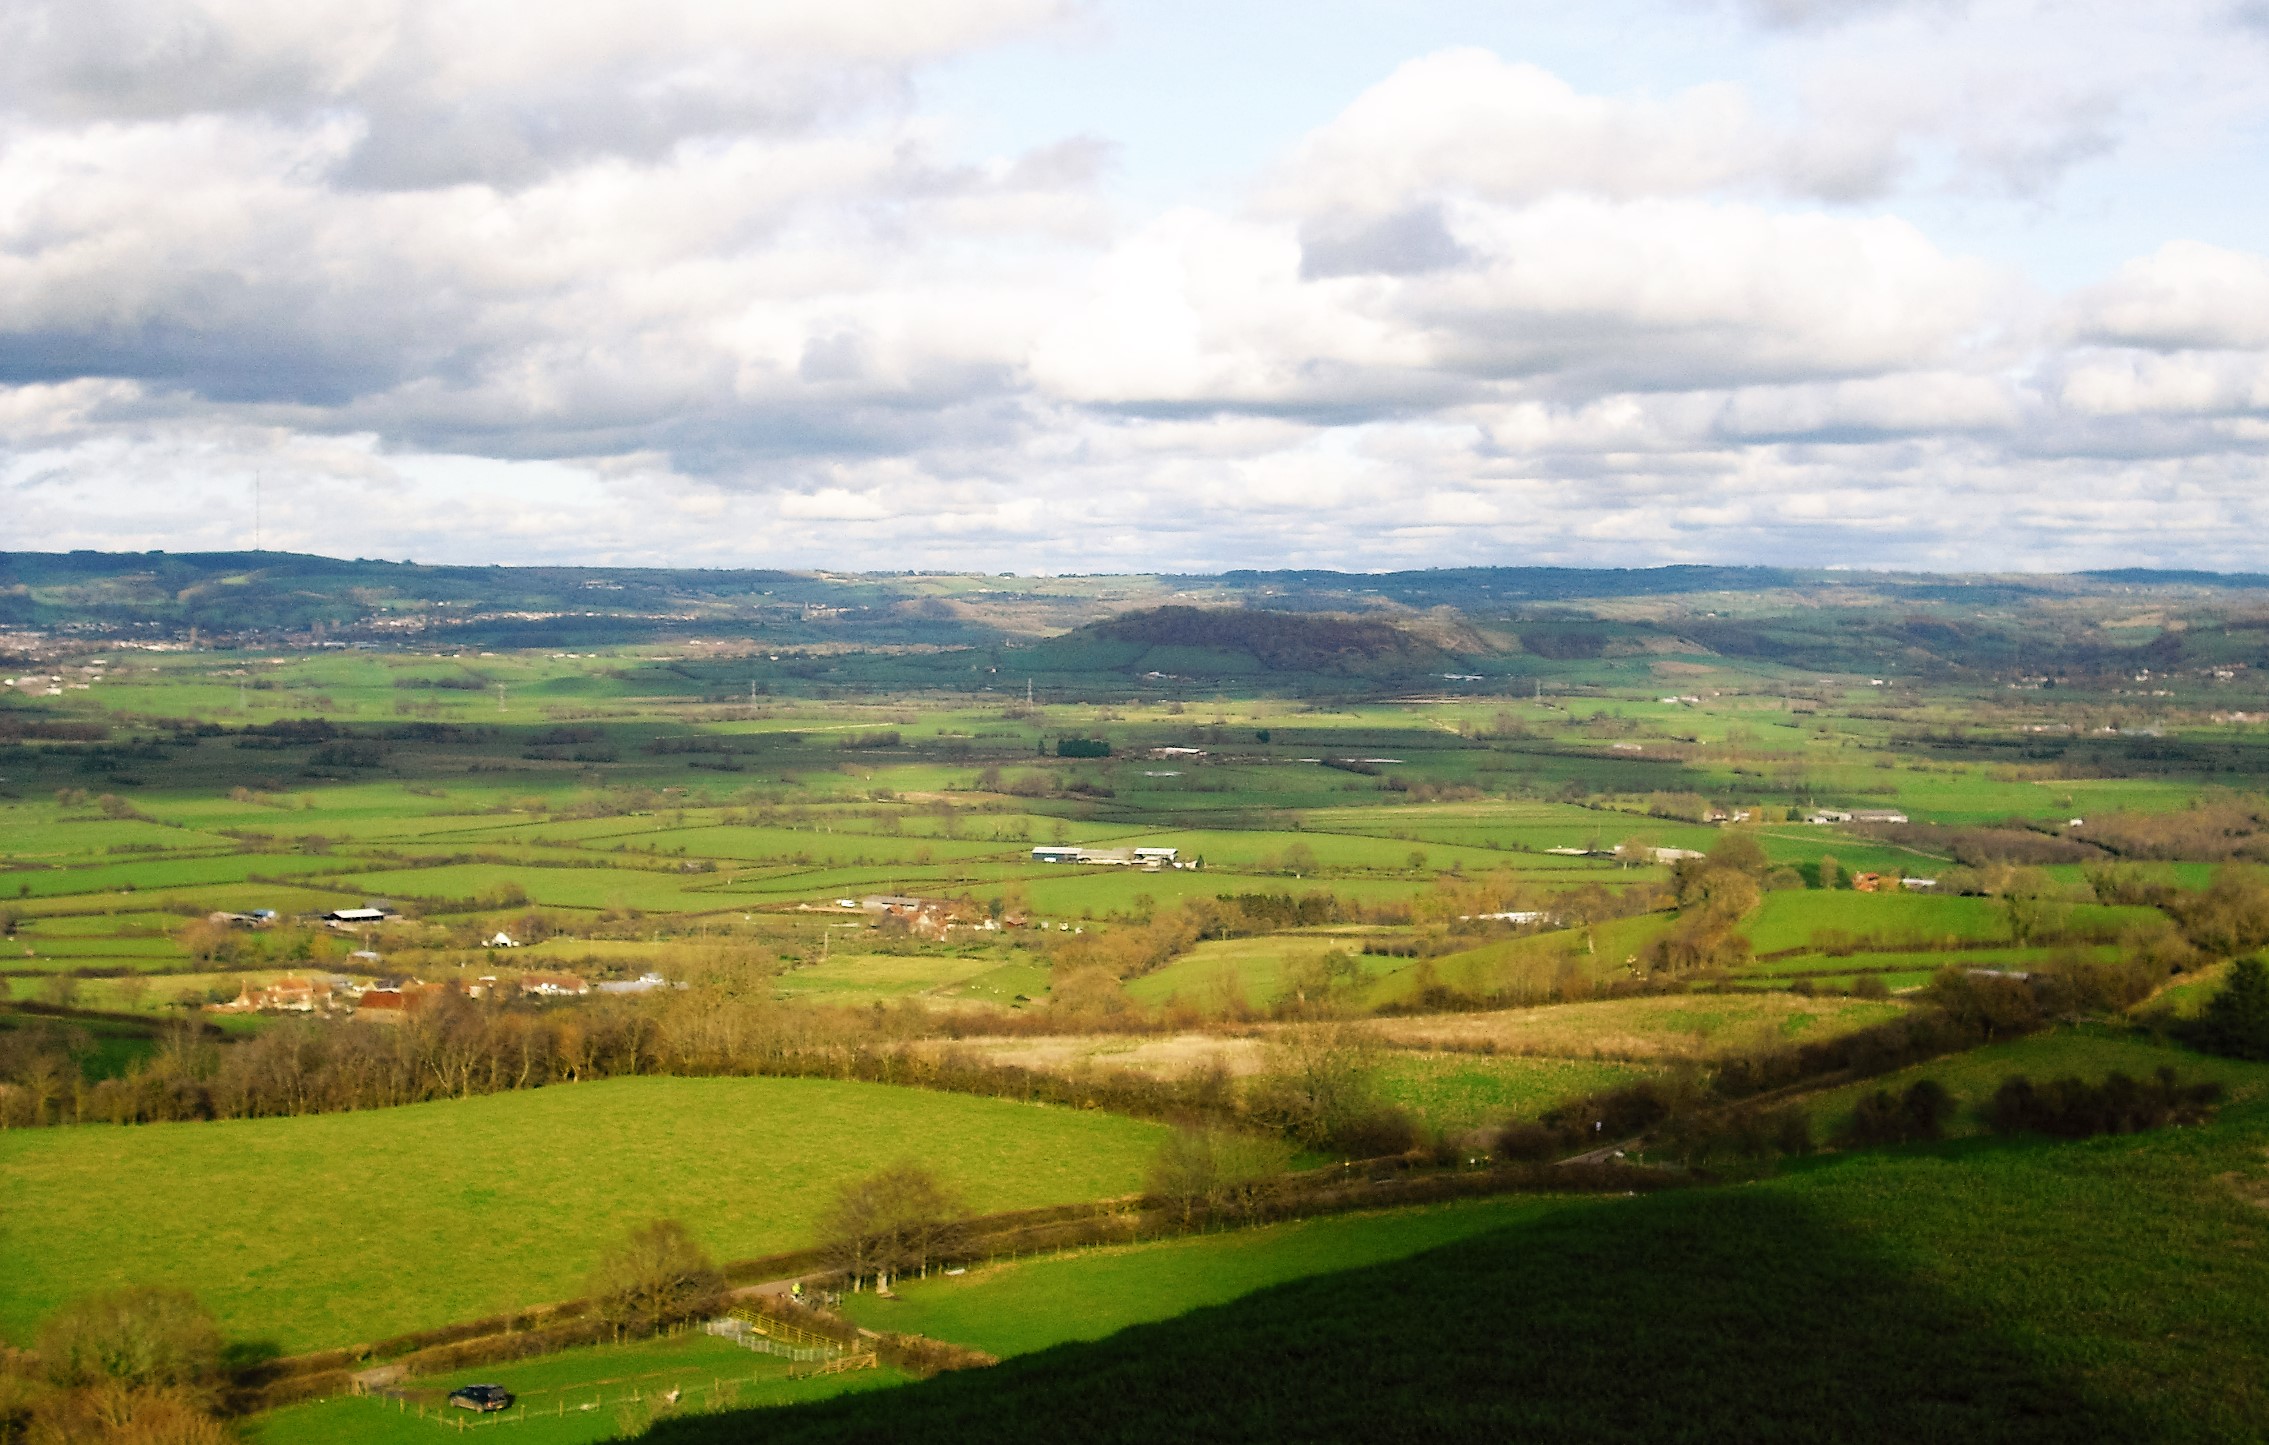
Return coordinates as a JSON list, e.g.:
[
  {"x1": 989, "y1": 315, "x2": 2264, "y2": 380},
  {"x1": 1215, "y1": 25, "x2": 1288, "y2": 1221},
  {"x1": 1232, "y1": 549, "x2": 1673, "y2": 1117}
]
[{"x1": 649, "y1": 1079, "x2": 2269, "y2": 1444}]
